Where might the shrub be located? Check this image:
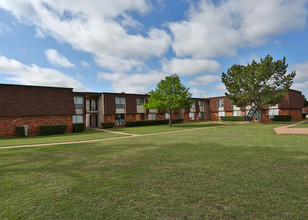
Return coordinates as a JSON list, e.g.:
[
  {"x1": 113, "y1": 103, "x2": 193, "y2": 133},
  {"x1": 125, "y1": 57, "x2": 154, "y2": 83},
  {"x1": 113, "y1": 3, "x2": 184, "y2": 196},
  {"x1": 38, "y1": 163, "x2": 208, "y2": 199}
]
[
  {"x1": 73, "y1": 123, "x2": 85, "y2": 132},
  {"x1": 221, "y1": 116, "x2": 245, "y2": 121},
  {"x1": 135, "y1": 120, "x2": 148, "y2": 126},
  {"x1": 302, "y1": 112, "x2": 307, "y2": 119},
  {"x1": 14, "y1": 126, "x2": 25, "y2": 137},
  {"x1": 125, "y1": 121, "x2": 137, "y2": 127},
  {"x1": 272, "y1": 115, "x2": 292, "y2": 121},
  {"x1": 39, "y1": 125, "x2": 67, "y2": 135},
  {"x1": 101, "y1": 122, "x2": 114, "y2": 128},
  {"x1": 172, "y1": 118, "x2": 184, "y2": 123}
]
